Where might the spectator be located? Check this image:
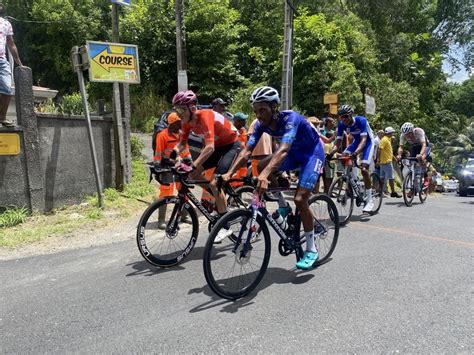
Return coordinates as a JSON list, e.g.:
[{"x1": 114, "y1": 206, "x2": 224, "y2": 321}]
[
  {"x1": 248, "y1": 118, "x2": 274, "y2": 177},
  {"x1": 0, "y1": 2, "x2": 23, "y2": 127},
  {"x1": 377, "y1": 127, "x2": 401, "y2": 198},
  {"x1": 153, "y1": 112, "x2": 191, "y2": 228},
  {"x1": 211, "y1": 97, "x2": 233, "y2": 120},
  {"x1": 231, "y1": 112, "x2": 249, "y2": 186}
]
